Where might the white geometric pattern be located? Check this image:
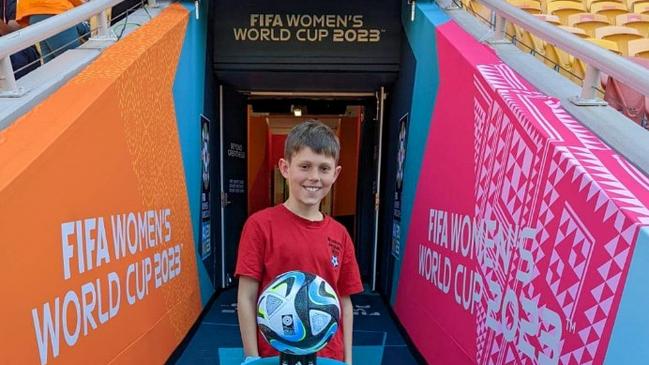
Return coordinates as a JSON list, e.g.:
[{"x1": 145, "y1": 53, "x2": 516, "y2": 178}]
[{"x1": 473, "y1": 63, "x2": 647, "y2": 365}]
